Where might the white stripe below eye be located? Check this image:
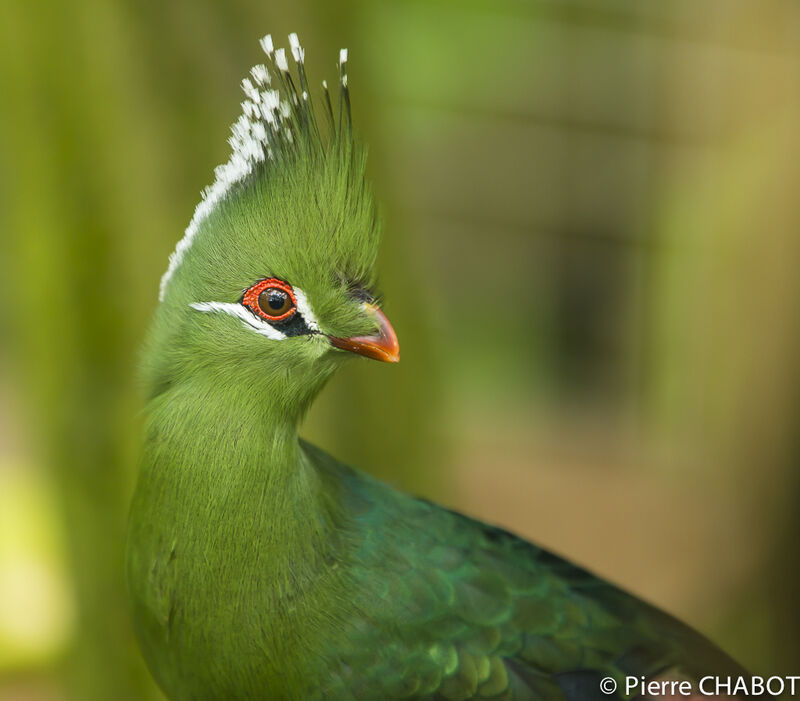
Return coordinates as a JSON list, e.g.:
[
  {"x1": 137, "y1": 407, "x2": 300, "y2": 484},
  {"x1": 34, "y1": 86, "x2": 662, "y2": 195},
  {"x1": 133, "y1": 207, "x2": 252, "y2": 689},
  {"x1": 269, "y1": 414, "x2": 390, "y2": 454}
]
[{"x1": 190, "y1": 302, "x2": 287, "y2": 340}]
